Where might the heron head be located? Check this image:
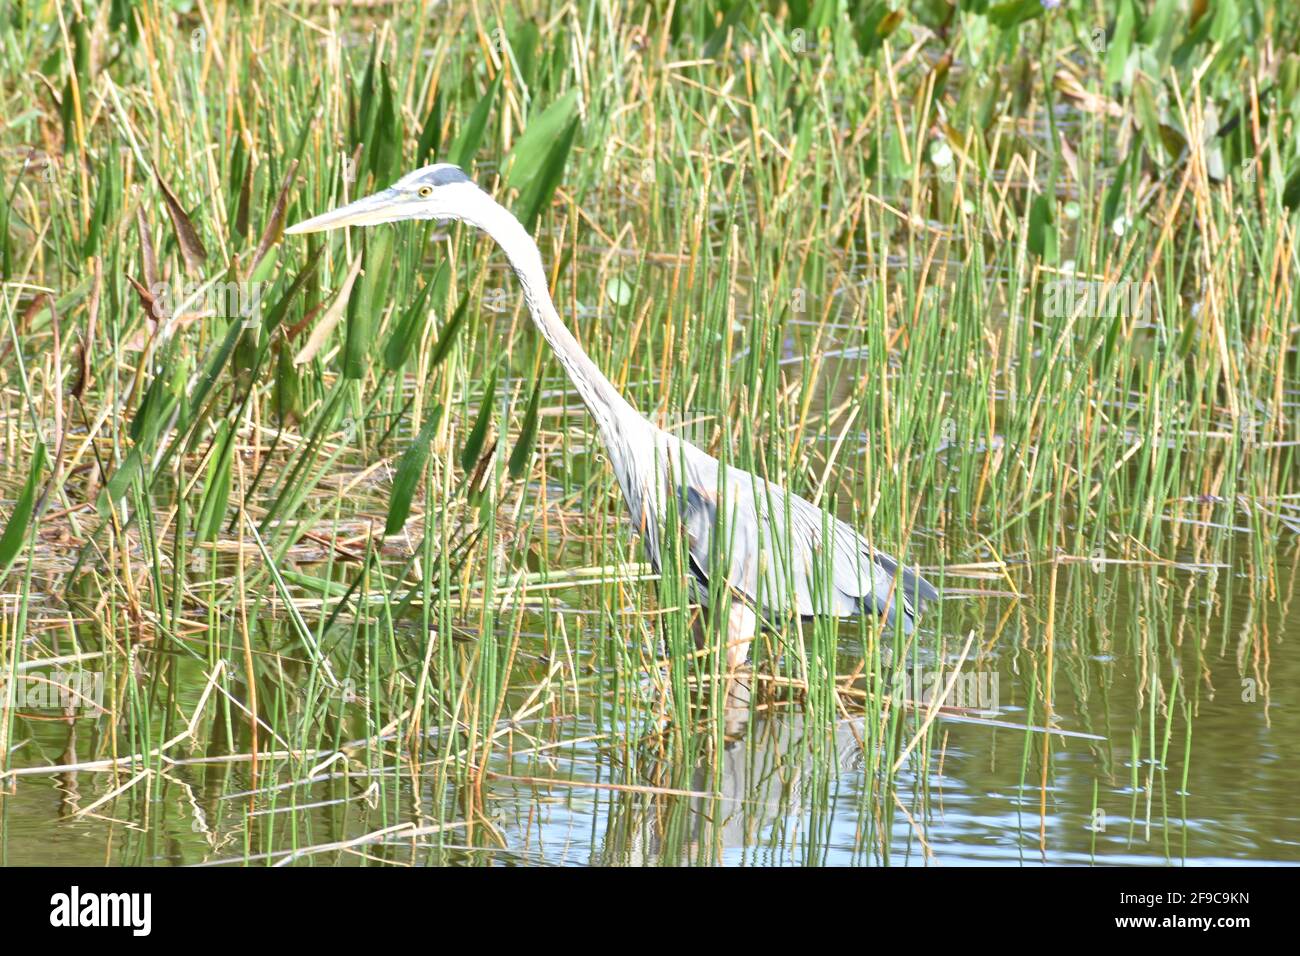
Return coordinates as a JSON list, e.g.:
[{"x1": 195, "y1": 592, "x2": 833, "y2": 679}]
[{"x1": 285, "y1": 163, "x2": 479, "y2": 235}]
